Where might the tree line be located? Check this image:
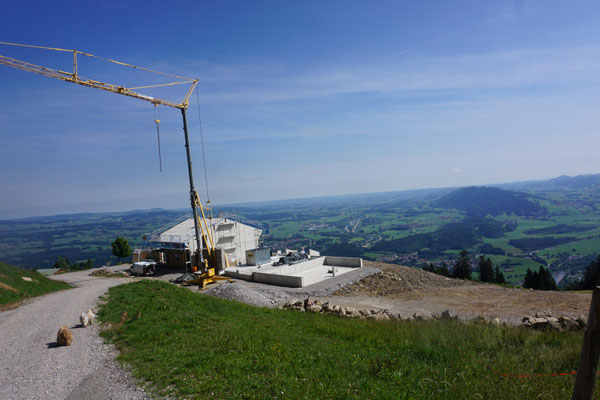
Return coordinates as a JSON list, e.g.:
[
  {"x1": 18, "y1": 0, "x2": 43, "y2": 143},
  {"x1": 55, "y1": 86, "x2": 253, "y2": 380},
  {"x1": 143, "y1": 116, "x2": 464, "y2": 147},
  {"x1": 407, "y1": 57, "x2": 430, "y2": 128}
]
[
  {"x1": 53, "y1": 257, "x2": 94, "y2": 271},
  {"x1": 567, "y1": 254, "x2": 600, "y2": 290},
  {"x1": 422, "y1": 250, "x2": 505, "y2": 284},
  {"x1": 50, "y1": 236, "x2": 133, "y2": 271},
  {"x1": 523, "y1": 266, "x2": 557, "y2": 291}
]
